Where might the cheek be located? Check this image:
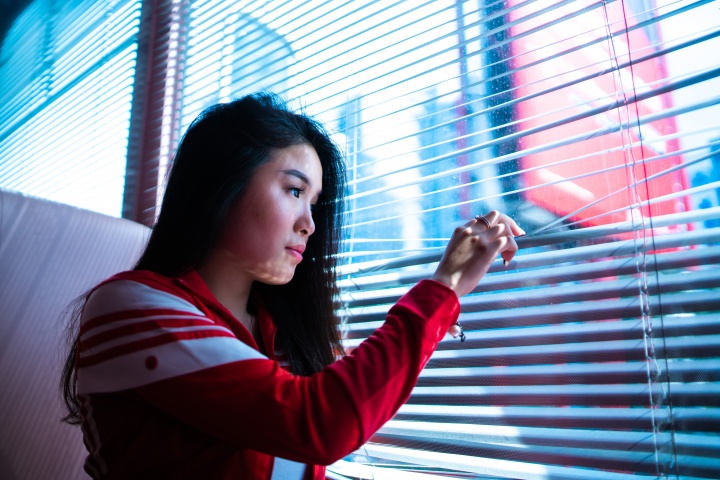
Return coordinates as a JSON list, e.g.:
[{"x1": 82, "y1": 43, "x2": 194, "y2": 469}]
[
  {"x1": 216, "y1": 207, "x2": 257, "y2": 252},
  {"x1": 223, "y1": 203, "x2": 281, "y2": 251},
  {"x1": 215, "y1": 186, "x2": 291, "y2": 255}
]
